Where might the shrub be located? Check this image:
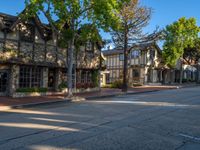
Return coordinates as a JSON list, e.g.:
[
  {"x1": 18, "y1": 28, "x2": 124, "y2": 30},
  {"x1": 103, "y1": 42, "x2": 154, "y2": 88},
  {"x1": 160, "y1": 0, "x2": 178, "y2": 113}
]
[
  {"x1": 58, "y1": 82, "x2": 67, "y2": 90},
  {"x1": 16, "y1": 87, "x2": 48, "y2": 93},
  {"x1": 132, "y1": 83, "x2": 142, "y2": 87},
  {"x1": 92, "y1": 70, "x2": 99, "y2": 87},
  {"x1": 76, "y1": 82, "x2": 96, "y2": 89},
  {"x1": 101, "y1": 84, "x2": 112, "y2": 88},
  {"x1": 110, "y1": 80, "x2": 123, "y2": 89}
]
